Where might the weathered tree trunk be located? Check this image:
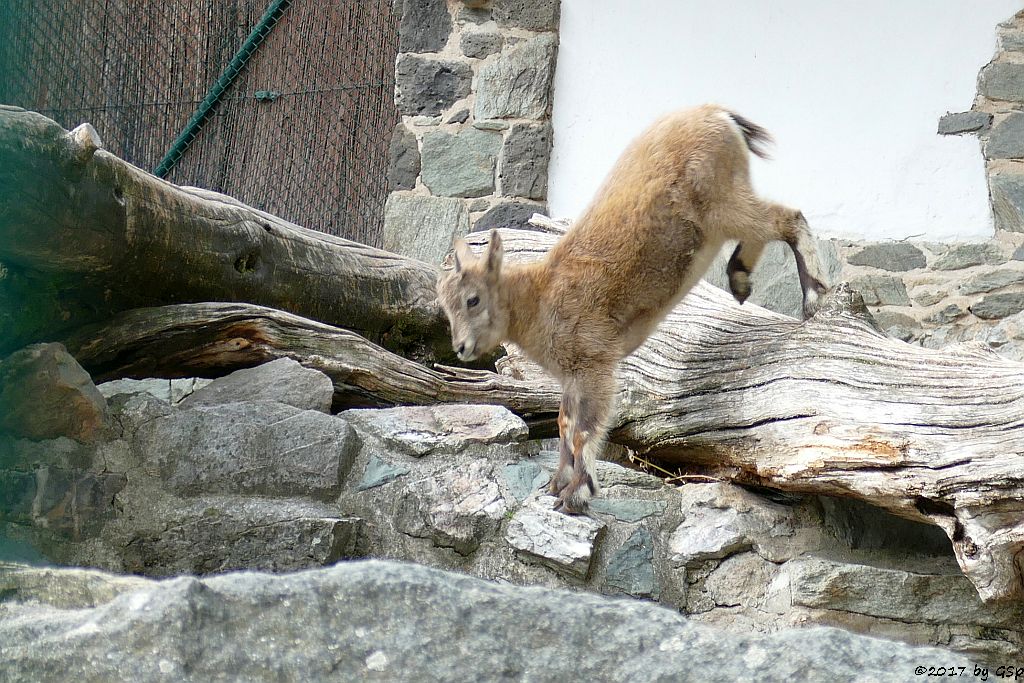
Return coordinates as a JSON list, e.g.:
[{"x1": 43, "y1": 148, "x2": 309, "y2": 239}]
[
  {"x1": 14, "y1": 107, "x2": 1022, "y2": 603},
  {"x1": 64, "y1": 228, "x2": 1024, "y2": 605},
  {"x1": 0, "y1": 106, "x2": 449, "y2": 361}
]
